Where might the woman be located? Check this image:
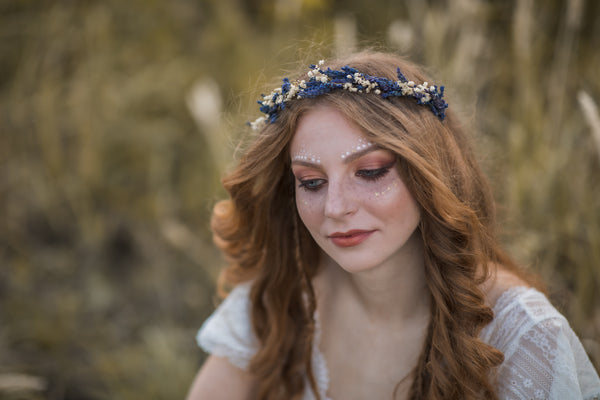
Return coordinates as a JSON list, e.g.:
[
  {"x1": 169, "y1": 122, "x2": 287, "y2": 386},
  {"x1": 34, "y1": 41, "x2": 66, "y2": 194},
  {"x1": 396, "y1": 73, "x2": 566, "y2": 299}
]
[{"x1": 186, "y1": 51, "x2": 600, "y2": 399}]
